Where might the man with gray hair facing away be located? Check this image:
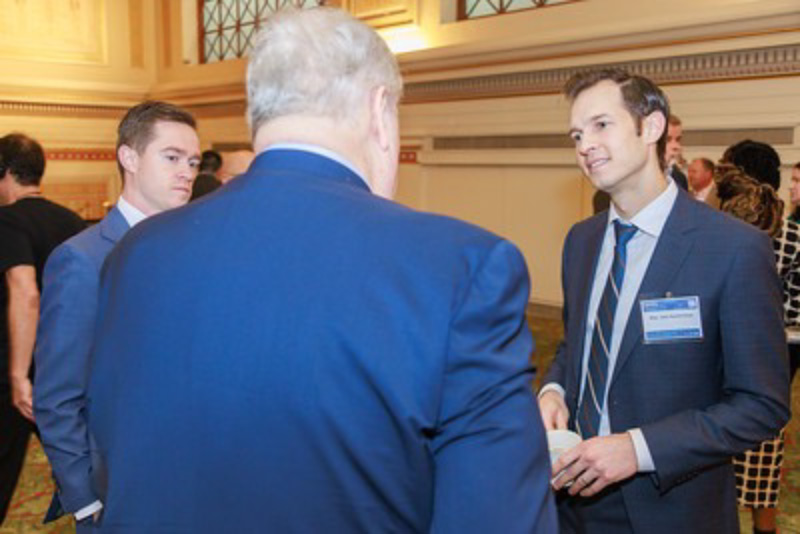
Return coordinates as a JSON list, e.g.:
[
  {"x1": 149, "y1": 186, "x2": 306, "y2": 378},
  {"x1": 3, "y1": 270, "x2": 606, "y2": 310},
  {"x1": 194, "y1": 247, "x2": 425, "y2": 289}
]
[{"x1": 86, "y1": 8, "x2": 556, "y2": 533}]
